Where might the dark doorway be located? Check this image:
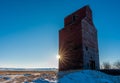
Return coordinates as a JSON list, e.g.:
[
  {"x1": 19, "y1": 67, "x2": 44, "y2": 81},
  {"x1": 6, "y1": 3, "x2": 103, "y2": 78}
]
[{"x1": 90, "y1": 60, "x2": 95, "y2": 69}]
